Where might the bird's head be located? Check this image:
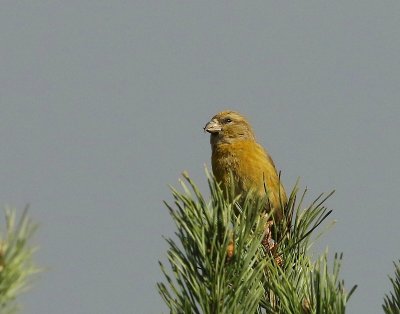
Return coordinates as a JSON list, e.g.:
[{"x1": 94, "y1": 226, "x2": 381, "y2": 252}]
[{"x1": 204, "y1": 111, "x2": 255, "y2": 146}]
